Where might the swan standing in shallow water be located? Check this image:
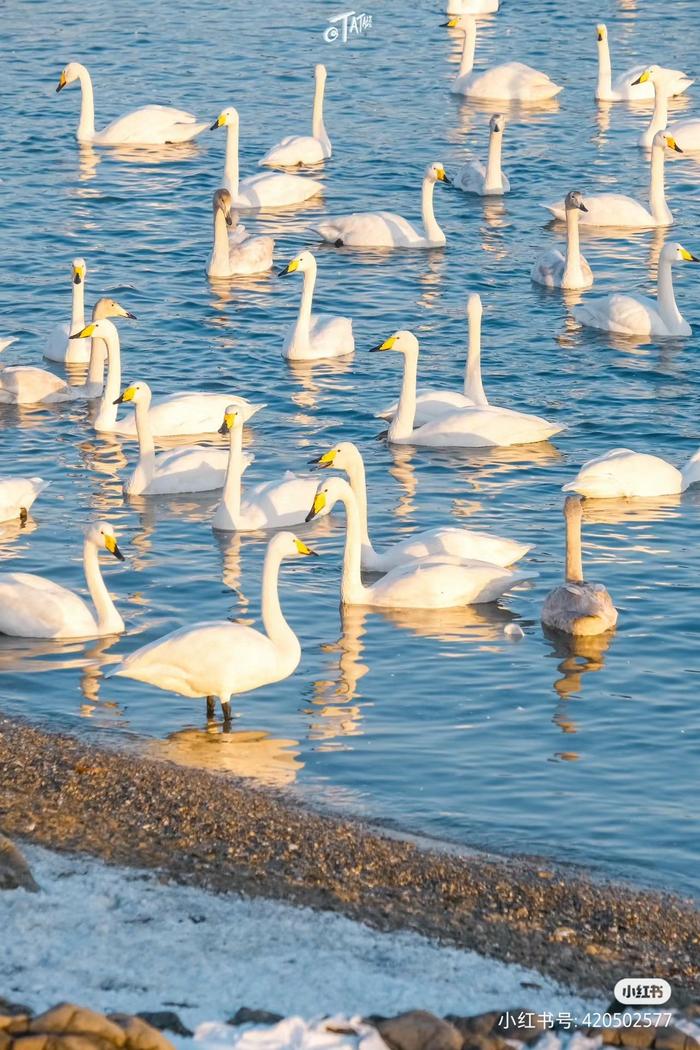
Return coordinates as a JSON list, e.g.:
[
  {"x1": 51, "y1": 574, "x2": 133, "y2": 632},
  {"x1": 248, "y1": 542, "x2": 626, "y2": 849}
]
[
  {"x1": 278, "y1": 251, "x2": 354, "y2": 360},
  {"x1": 0, "y1": 477, "x2": 50, "y2": 523},
  {"x1": 45, "y1": 258, "x2": 91, "y2": 364},
  {"x1": 309, "y1": 441, "x2": 531, "y2": 570},
  {"x1": 545, "y1": 132, "x2": 682, "y2": 228},
  {"x1": 0, "y1": 522, "x2": 125, "y2": 638},
  {"x1": 635, "y1": 67, "x2": 700, "y2": 150},
  {"x1": 452, "y1": 115, "x2": 510, "y2": 196},
  {"x1": 542, "y1": 496, "x2": 618, "y2": 637},
  {"x1": 532, "y1": 191, "x2": 593, "y2": 290},
  {"x1": 109, "y1": 532, "x2": 319, "y2": 722},
  {"x1": 306, "y1": 477, "x2": 533, "y2": 608},
  {"x1": 207, "y1": 189, "x2": 274, "y2": 278},
  {"x1": 56, "y1": 62, "x2": 208, "y2": 145},
  {"x1": 563, "y1": 445, "x2": 700, "y2": 499},
  {"x1": 594, "y1": 24, "x2": 692, "y2": 102},
  {"x1": 315, "y1": 163, "x2": 450, "y2": 248},
  {"x1": 445, "y1": 16, "x2": 562, "y2": 102},
  {"x1": 372, "y1": 330, "x2": 564, "y2": 447},
  {"x1": 211, "y1": 108, "x2": 323, "y2": 209},
  {"x1": 259, "y1": 64, "x2": 331, "y2": 167},
  {"x1": 573, "y1": 242, "x2": 698, "y2": 338}
]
